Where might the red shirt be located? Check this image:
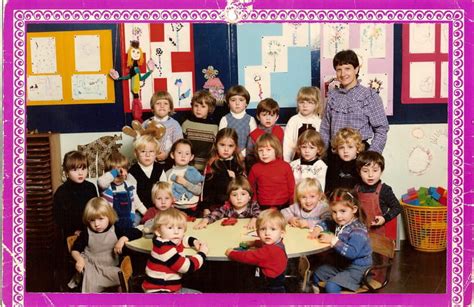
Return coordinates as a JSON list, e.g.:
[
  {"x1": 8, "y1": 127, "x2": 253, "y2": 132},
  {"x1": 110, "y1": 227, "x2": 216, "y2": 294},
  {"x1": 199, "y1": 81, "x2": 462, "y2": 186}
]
[
  {"x1": 248, "y1": 159, "x2": 295, "y2": 207},
  {"x1": 249, "y1": 125, "x2": 284, "y2": 143}
]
